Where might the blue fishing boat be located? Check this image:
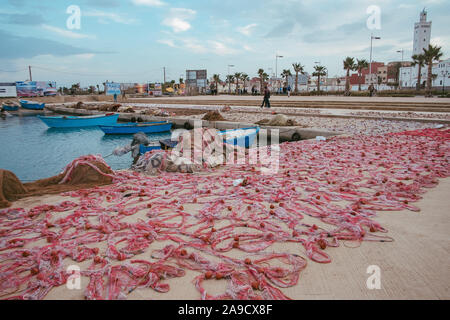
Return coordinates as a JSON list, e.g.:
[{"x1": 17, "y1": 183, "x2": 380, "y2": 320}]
[
  {"x1": 20, "y1": 100, "x2": 45, "y2": 110},
  {"x1": 2, "y1": 102, "x2": 19, "y2": 111},
  {"x1": 219, "y1": 127, "x2": 260, "y2": 148},
  {"x1": 38, "y1": 113, "x2": 120, "y2": 128},
  {"x1": 157, "y1": 127, "x2": 260, "y2": 150},
  {"x1": 99, "y1": 121, "x2": 172, "y2": 135},
  {"x1": 139, "y1": 144, "x2": 162, "y2": 155}
]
